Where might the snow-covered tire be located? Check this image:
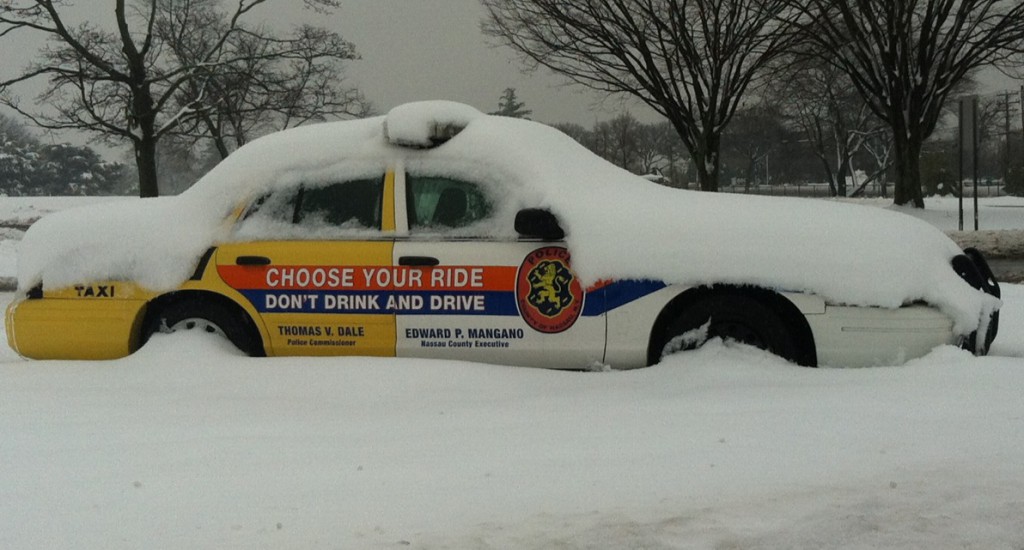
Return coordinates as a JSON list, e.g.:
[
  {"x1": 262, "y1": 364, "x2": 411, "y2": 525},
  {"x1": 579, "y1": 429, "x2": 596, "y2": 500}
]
[
  {"x1": 143, "y1": 298, "x2": 264, "y2": 356},
  {"x1": 659, "y1": 292, "x2": 802, "y2": 364}
]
